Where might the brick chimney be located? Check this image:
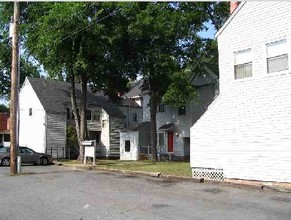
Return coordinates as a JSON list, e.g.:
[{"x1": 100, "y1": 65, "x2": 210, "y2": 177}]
[{"x1": 230, "y1": 1, "x2": 239, "y2": 14}]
